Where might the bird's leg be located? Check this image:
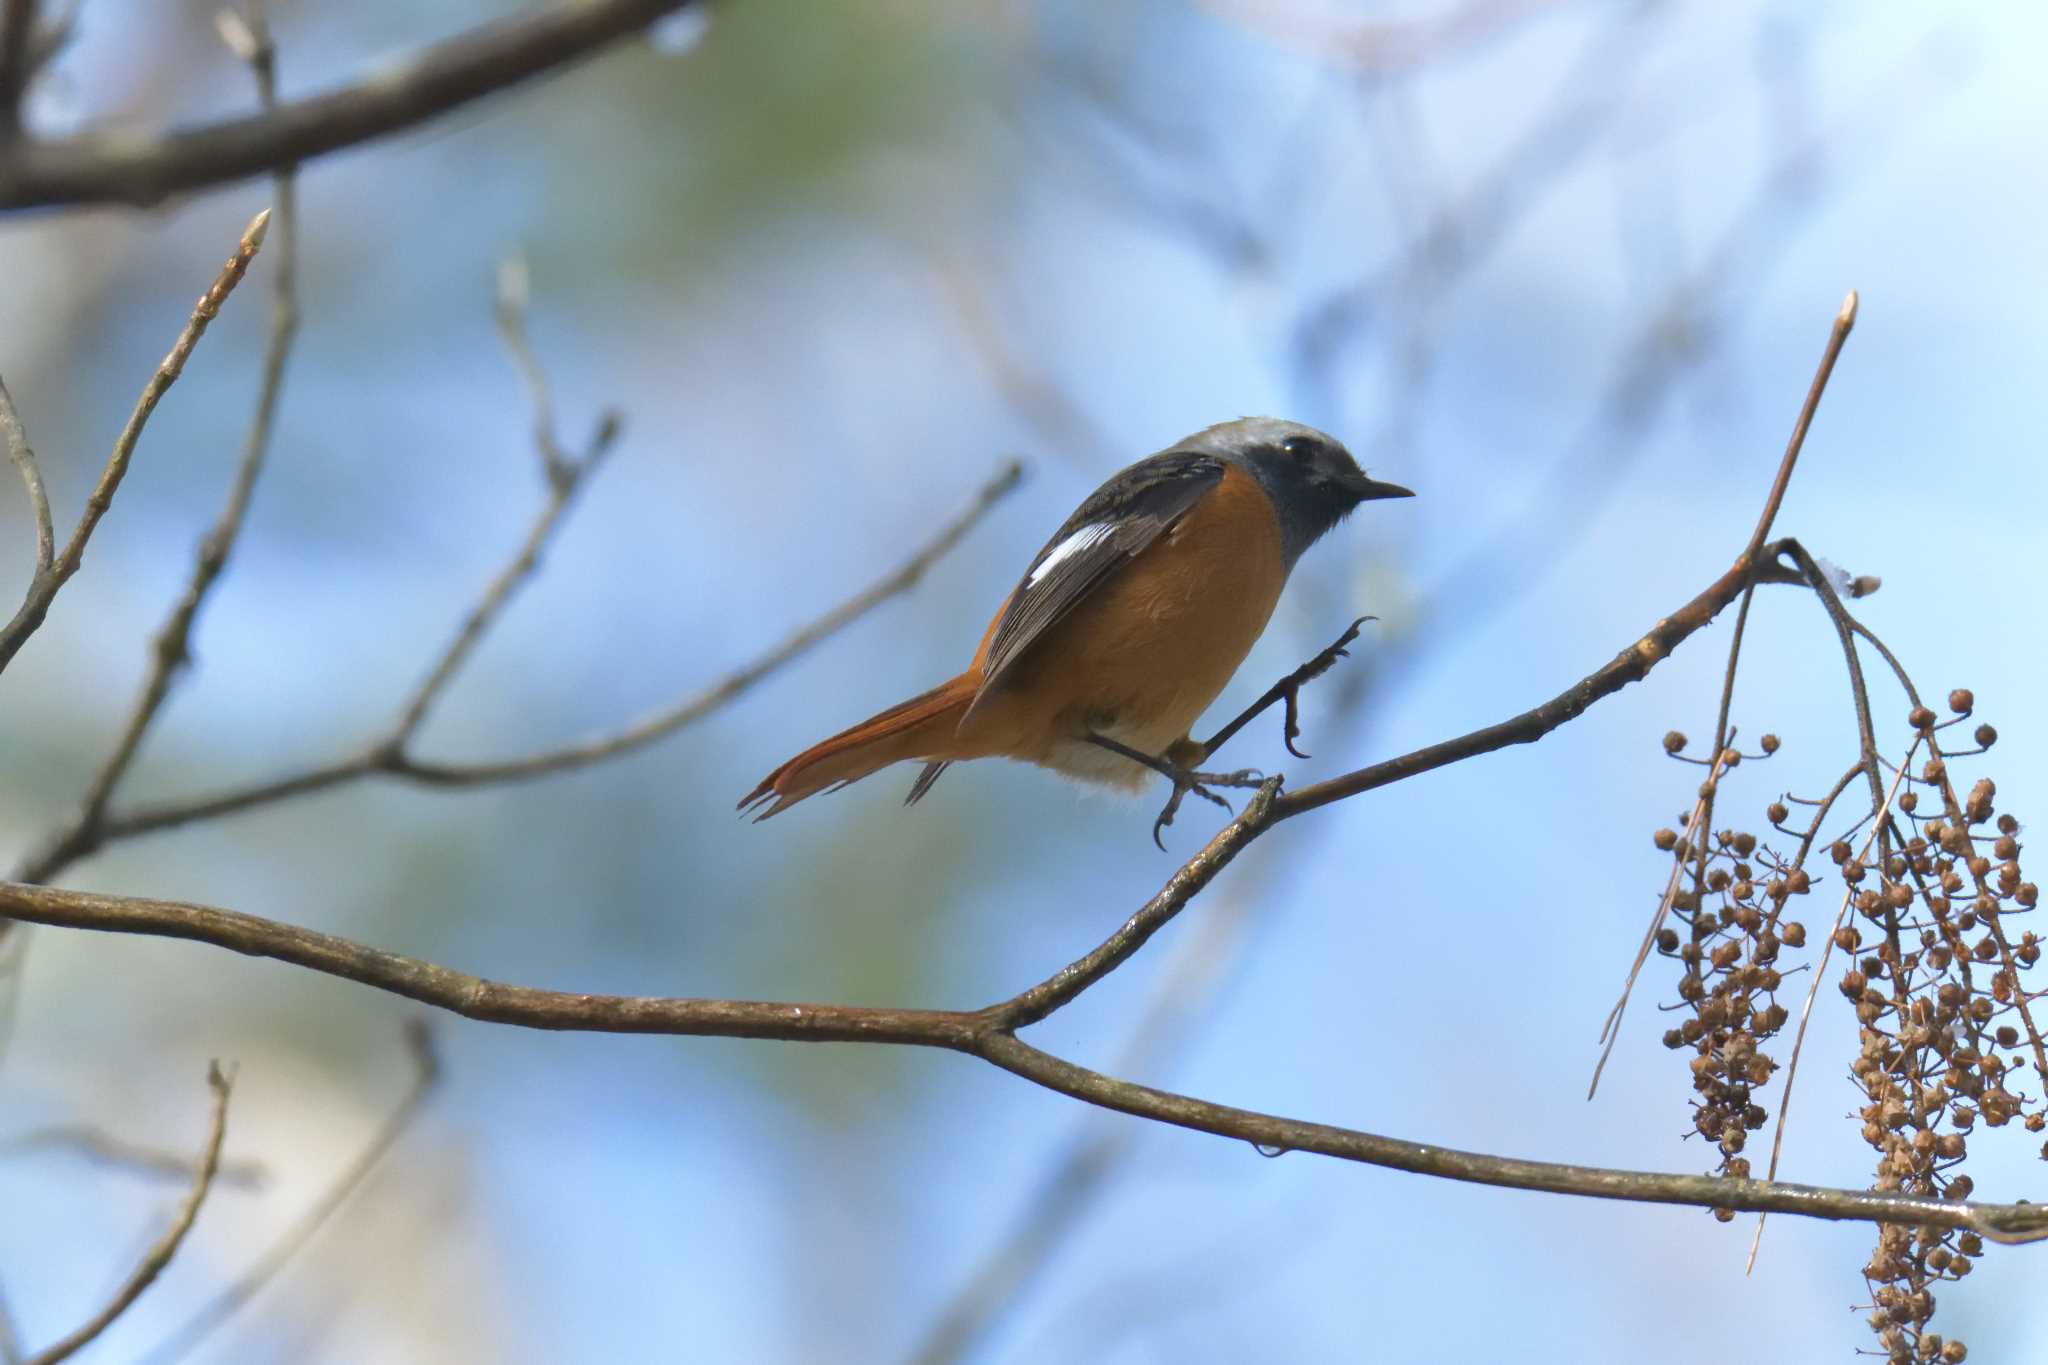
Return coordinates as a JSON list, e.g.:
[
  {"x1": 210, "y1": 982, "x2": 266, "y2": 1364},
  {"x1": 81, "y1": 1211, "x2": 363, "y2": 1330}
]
[
  {"x1": 1084, "y1": 734, "x2": 1267, "y2": 850},
  {"x1": 1188, "y1": 616, "x2": 1372, "y2": 766}
]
